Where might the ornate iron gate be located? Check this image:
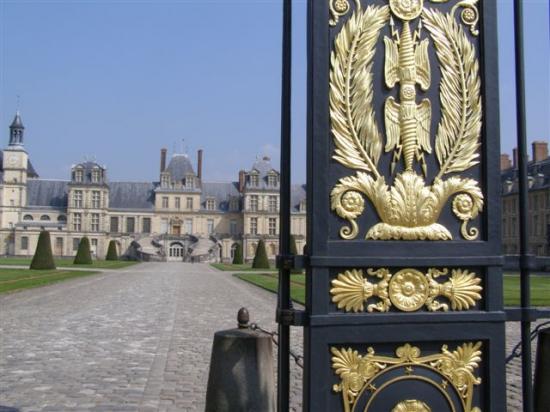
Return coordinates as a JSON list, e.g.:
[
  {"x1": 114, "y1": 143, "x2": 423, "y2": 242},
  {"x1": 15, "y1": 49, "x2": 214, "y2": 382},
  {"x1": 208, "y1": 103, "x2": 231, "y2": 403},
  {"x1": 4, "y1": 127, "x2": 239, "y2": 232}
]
[{"x1": 276, "y1": 1, "x2": 549, "y2": 411}]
